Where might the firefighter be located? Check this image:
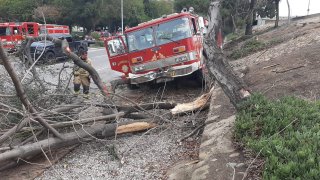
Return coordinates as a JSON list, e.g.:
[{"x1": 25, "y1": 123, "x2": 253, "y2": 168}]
[{"x1": 73, "y1": 52, "x2": 92, "y2": 98}]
